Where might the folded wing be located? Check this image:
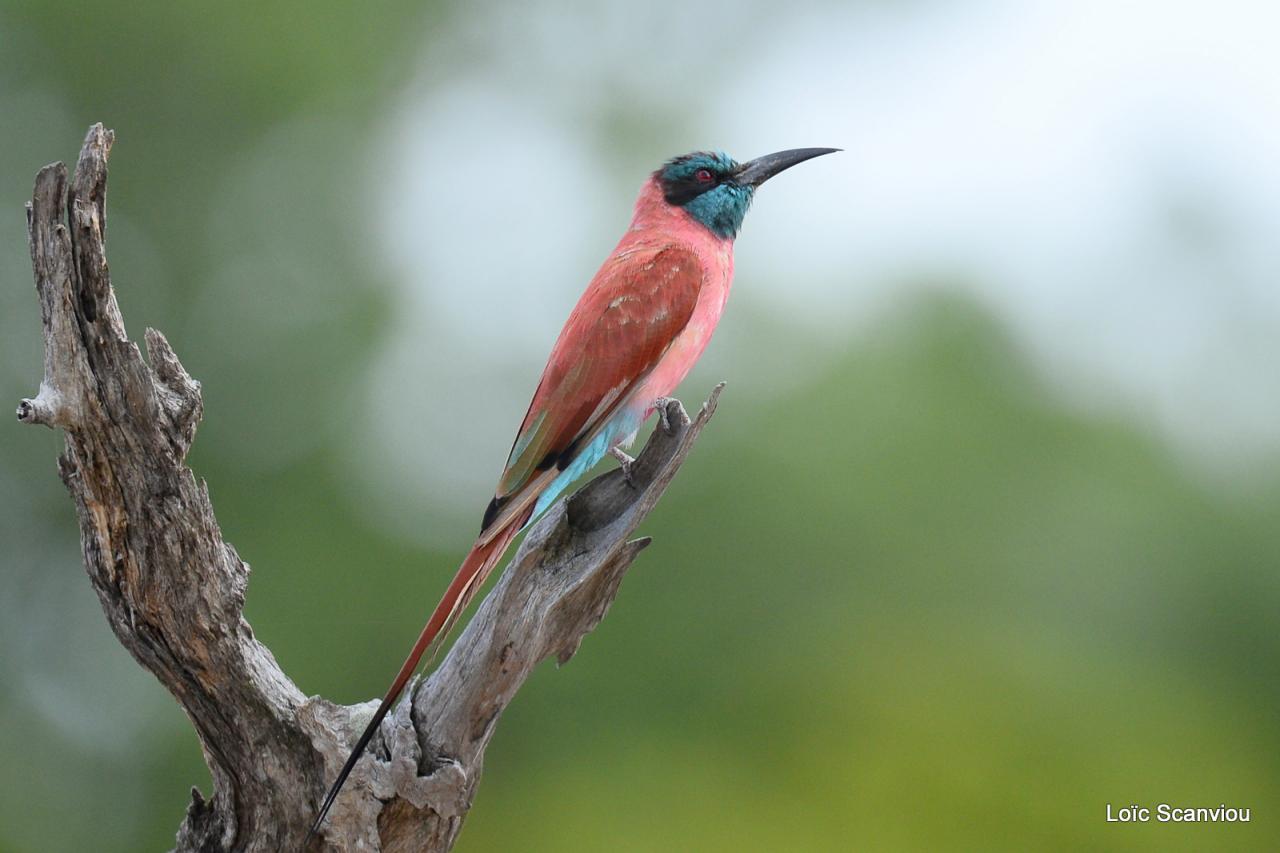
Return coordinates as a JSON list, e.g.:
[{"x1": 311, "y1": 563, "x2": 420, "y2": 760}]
[{"x1": 479, "y1": 244, "x2": 703, "y2": 541}]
